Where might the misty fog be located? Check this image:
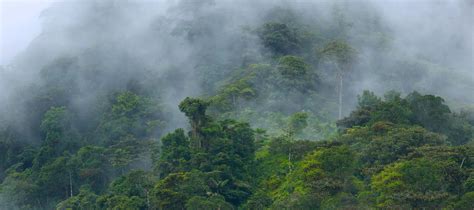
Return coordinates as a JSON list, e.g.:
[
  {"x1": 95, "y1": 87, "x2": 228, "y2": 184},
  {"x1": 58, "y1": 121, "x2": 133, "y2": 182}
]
[
  {"x1": 0, "y1": 0, "x2": 473, "y2": 209},
  {"x1": 1, "y1": 0, "x2": 472, "y2": 131}
]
